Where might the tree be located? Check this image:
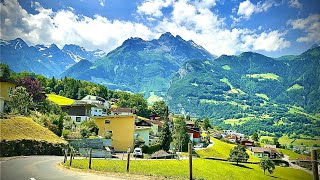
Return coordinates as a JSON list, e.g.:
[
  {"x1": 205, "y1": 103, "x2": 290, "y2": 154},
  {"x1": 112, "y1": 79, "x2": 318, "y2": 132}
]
[
  {"x1": 172, "y1": 116, "x2": 190, "y2": 152},
  {"x1": 0, "y1": 63, "x2": 11, "y2": 80},
  {"x1": 259, "y1": 157, "x2": 275, "y2": 175},
  {"x1": 203, "y1": 117, "x2": 212, "y2": 130},
  {"x1": 159, "y1": 106, "x2": 172, "y2": 151},
  {"x1": 117, "y1": 93, "x2": 150, "y2": 117},
  {"x1": 9, "y1": 86, "x2": 33, "y2": 115},
  {"x1": 272, "y1": 137, "x2": 281, "y2": 148},
  {"x1": 151, "y1": 100, "x2": 168, "y2": 118},
  {"x1": 252, "y1": 132, "x2": 260, "y2": 141},
  {"x1": 229, "y1": 145, "x2": 249, "y2": 165},
  {"x1": 17, "y1": 77, "x2": 45, "y2": 103}
]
